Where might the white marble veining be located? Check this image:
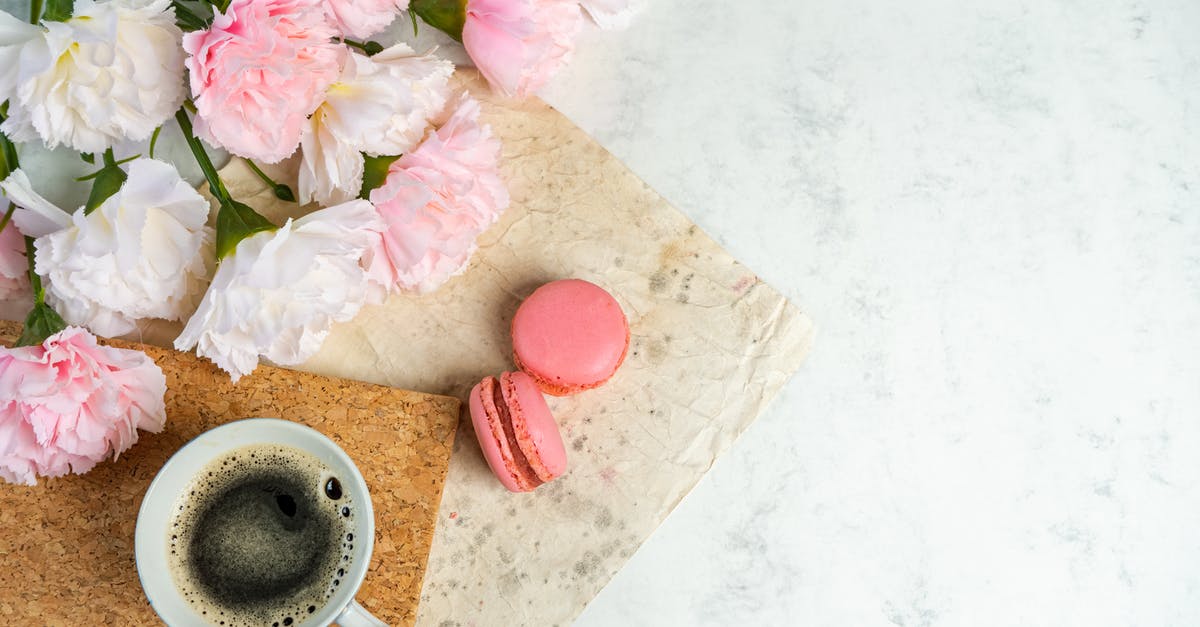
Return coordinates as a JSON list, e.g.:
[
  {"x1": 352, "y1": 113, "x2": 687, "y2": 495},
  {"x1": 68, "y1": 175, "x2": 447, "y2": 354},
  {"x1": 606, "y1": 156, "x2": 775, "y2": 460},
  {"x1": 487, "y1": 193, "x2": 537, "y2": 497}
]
[{"x1": 541, "y1": 1, "x2": 1200, "y2": 624}]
